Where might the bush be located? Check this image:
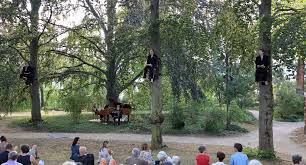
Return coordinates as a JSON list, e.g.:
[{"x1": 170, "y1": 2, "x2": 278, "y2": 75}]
[
  {"x1": 244, "y1": 147, "x2": 276, "y2": 159},
  {"x1": 275, "y1": 81, "x2": 304, "y2": 121},
  {"x1": 230, "y1": 103, "x2": 257, "y2": 123},
  {"x1": 61, "y1": 92, "x2": 90, "y2": 123},
  {"x1": 170, "y1": 104, "x2": 185, "y2": 129},
  {"x1": 202, "y1": 106, "x2": 226, "y2": 133}
]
